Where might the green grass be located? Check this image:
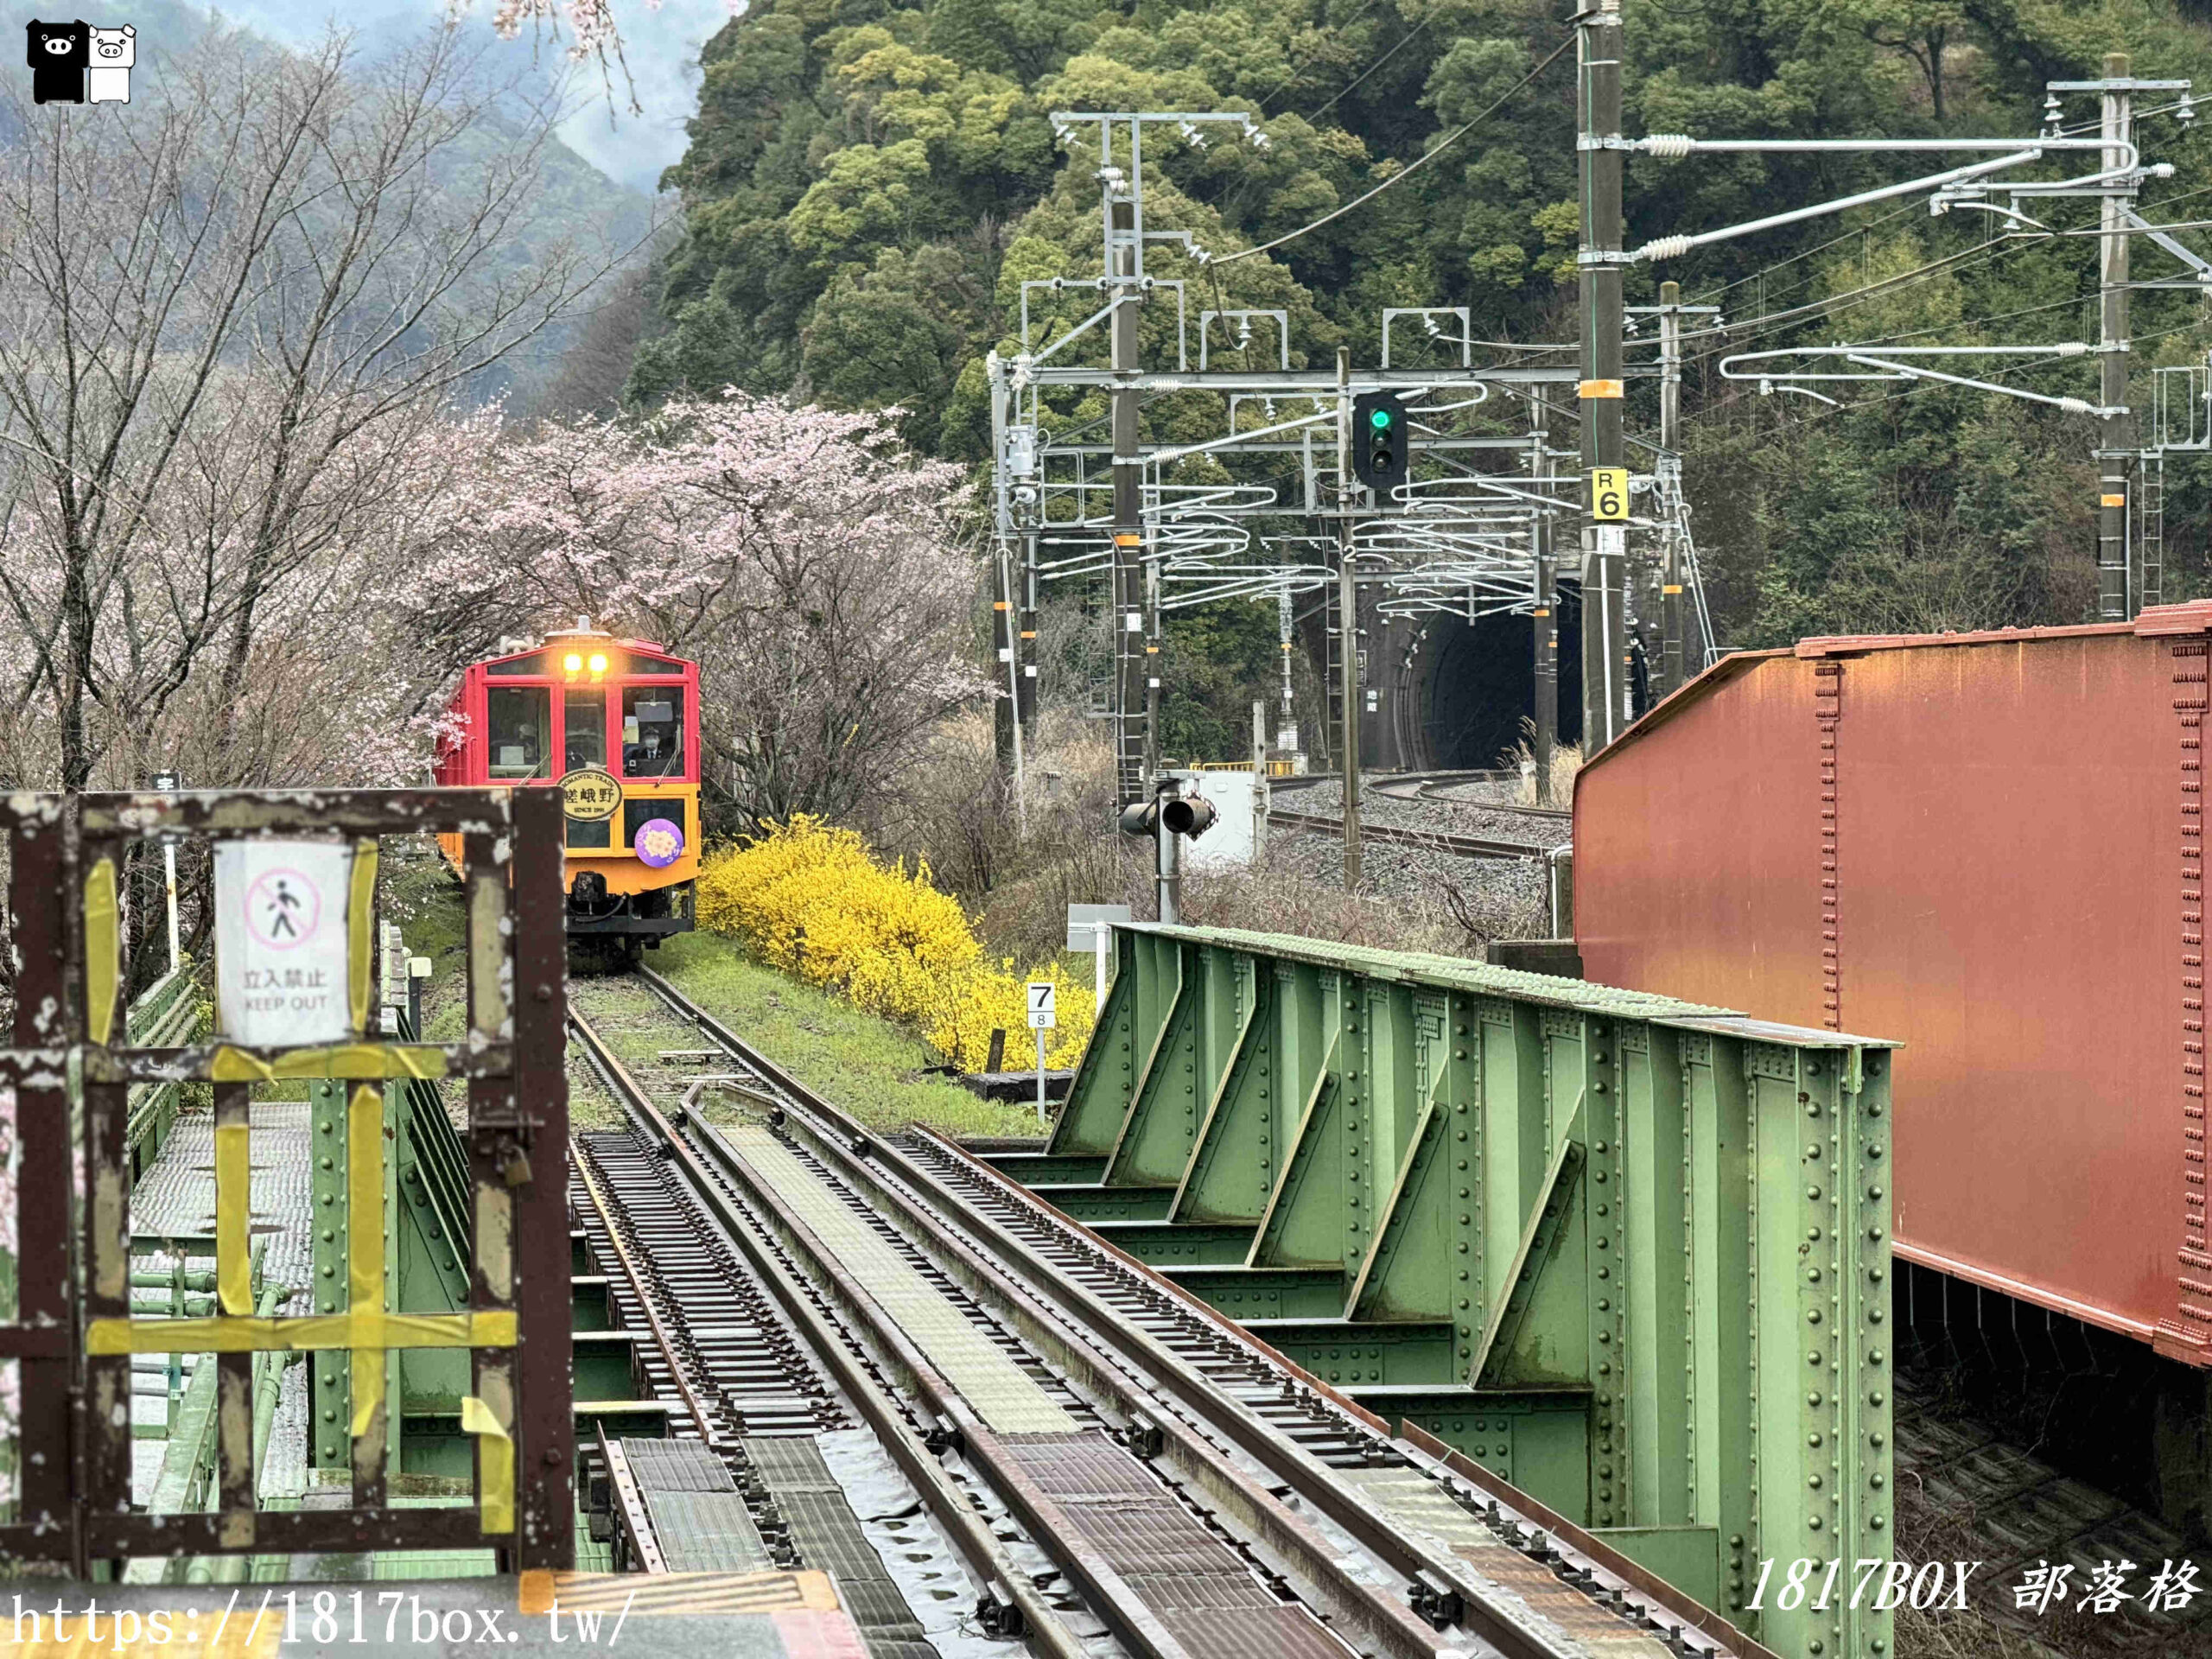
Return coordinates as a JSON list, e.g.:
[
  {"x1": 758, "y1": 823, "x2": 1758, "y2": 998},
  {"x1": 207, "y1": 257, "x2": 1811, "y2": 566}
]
[
  {"x1": 373, "y1": 850, "x2": 1052, "y2": 1140},
  {"x1": 378, "y1": 838, "x2": 474, "y2": 1045},
  {"x1": 652, "y1": 932, "x2": 1048, "y2": 1140}
]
